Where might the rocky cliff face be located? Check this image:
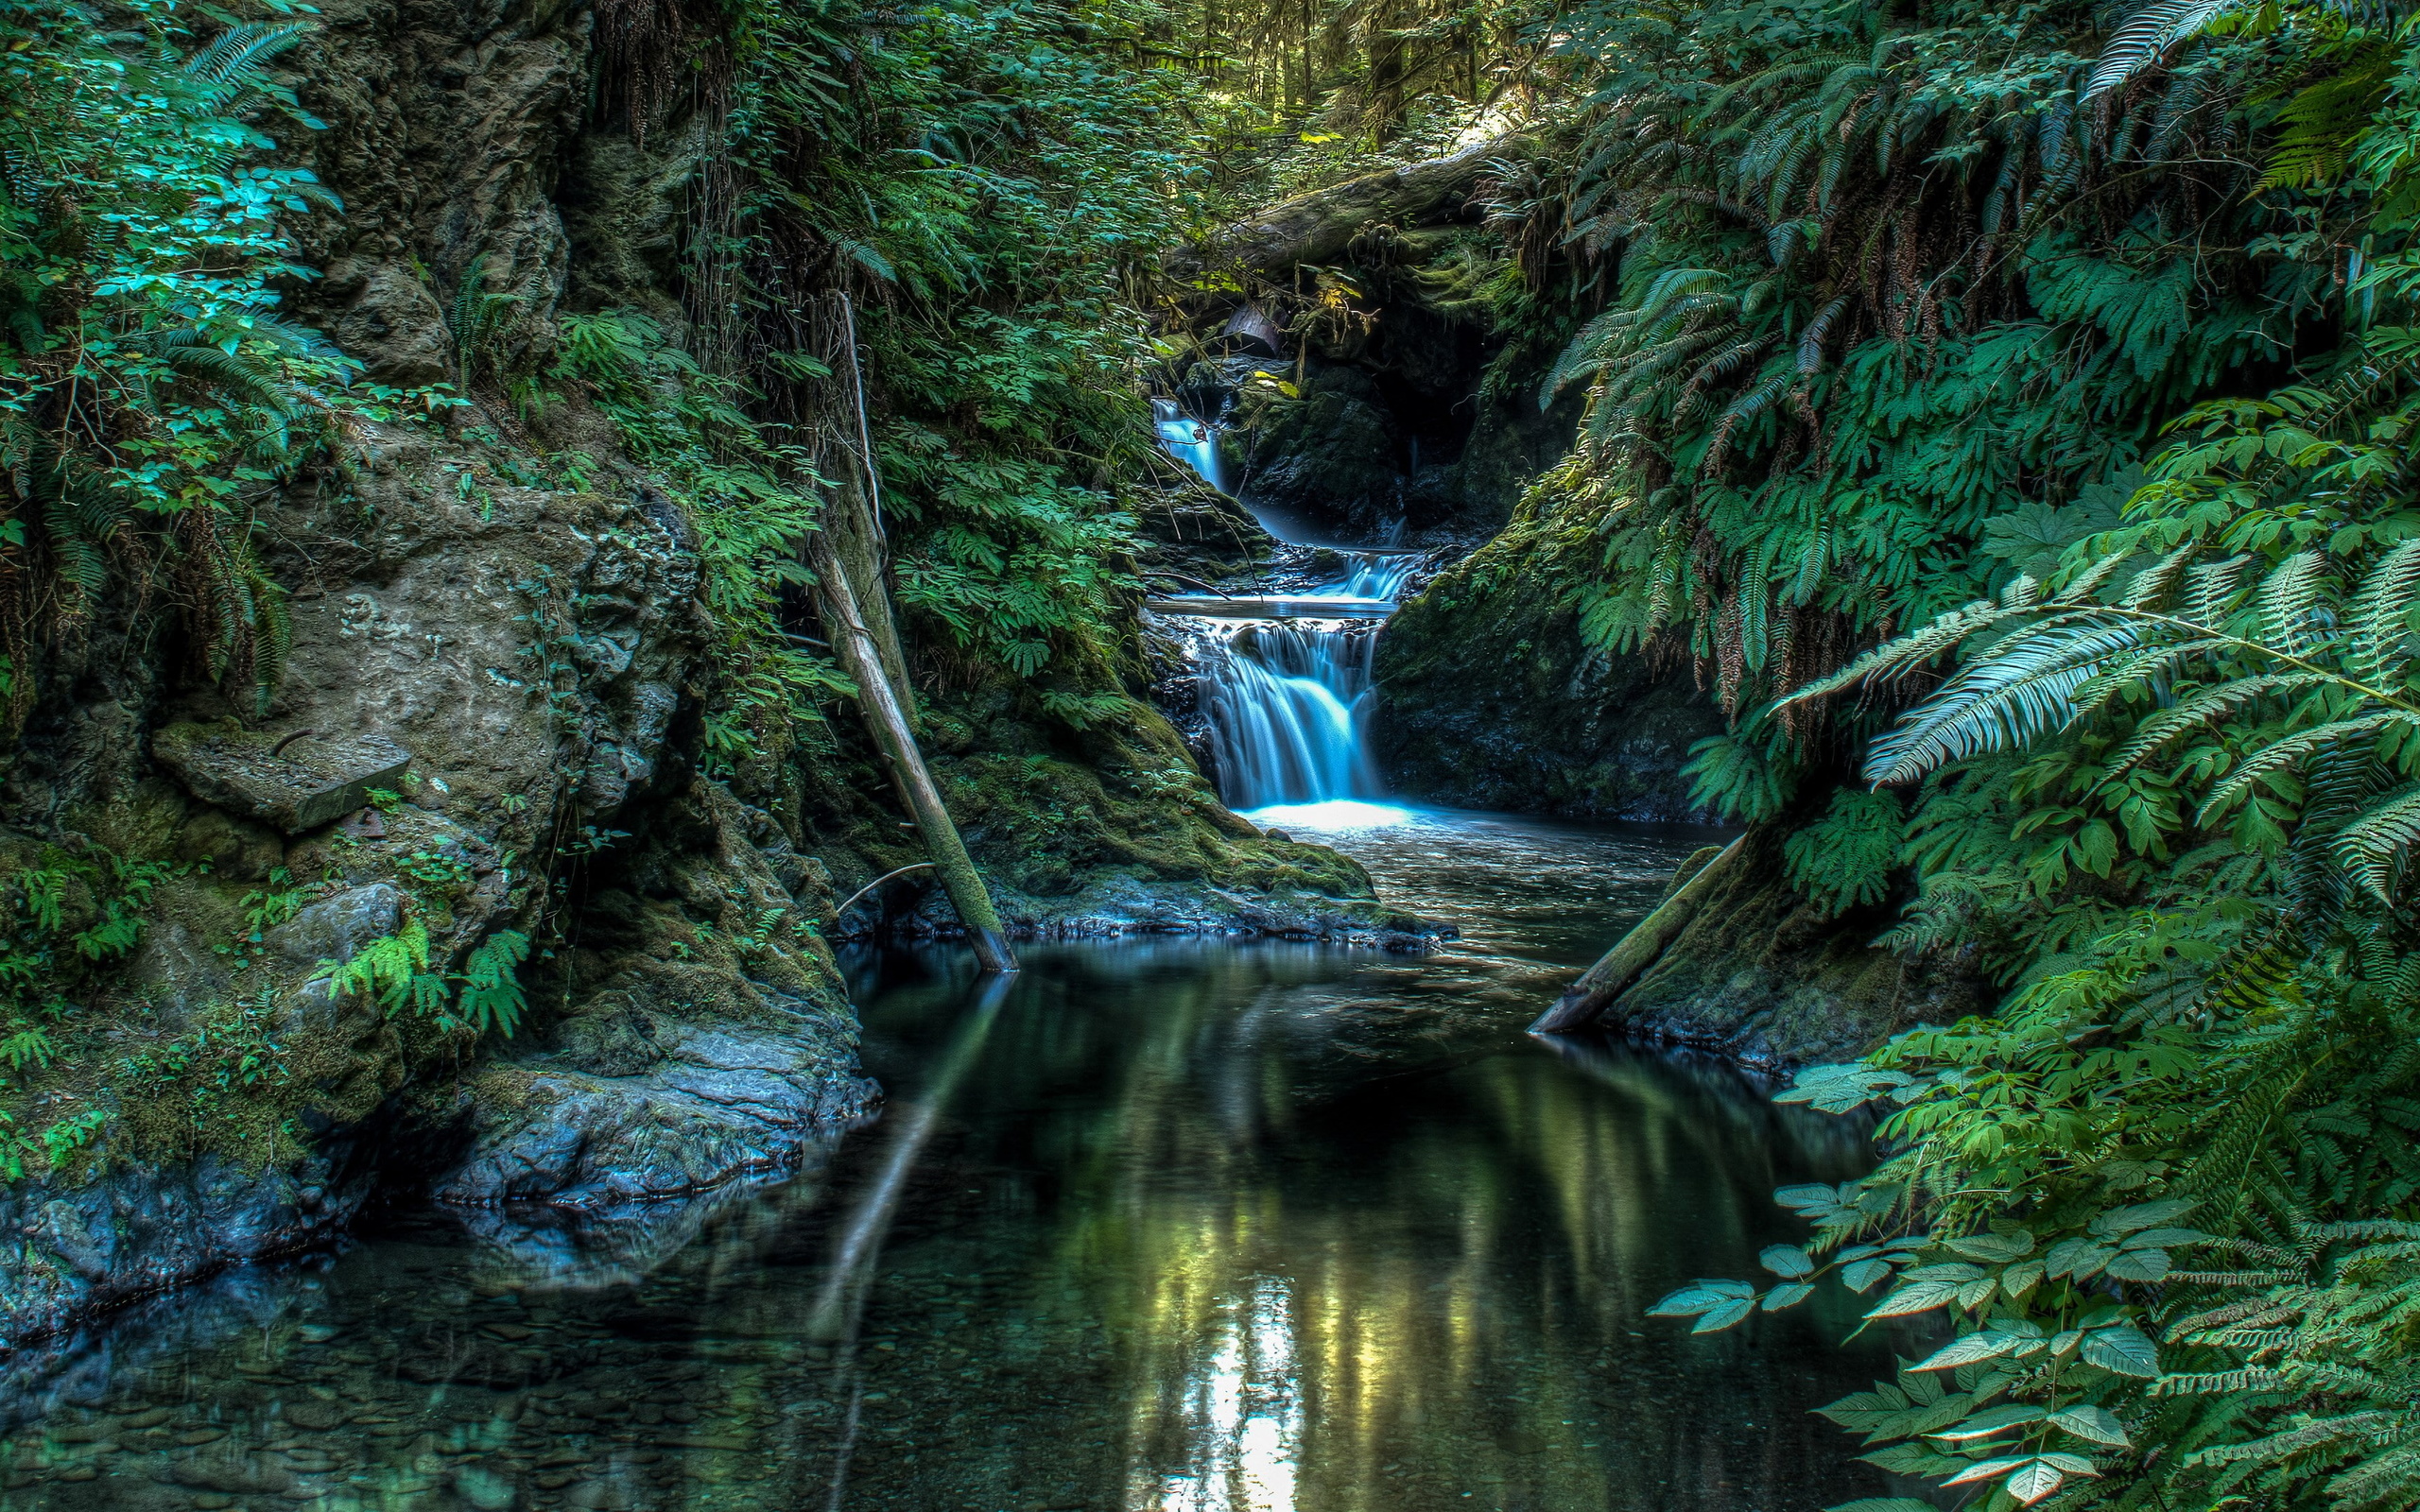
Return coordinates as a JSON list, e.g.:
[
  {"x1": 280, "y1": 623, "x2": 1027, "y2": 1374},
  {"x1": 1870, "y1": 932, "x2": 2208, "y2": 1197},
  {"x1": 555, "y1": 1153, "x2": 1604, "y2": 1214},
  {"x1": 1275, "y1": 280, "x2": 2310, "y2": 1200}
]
[
  {"x1": 0, "y1": 0, "x2": 1391, "y2": 1347},
  {"x1": 1372, "y1": 527, "x2": 1721, "y2": 821}
]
